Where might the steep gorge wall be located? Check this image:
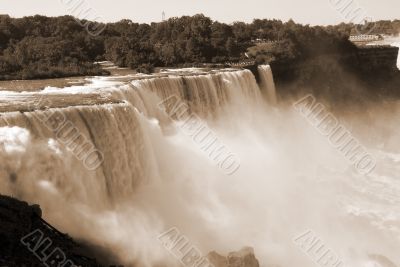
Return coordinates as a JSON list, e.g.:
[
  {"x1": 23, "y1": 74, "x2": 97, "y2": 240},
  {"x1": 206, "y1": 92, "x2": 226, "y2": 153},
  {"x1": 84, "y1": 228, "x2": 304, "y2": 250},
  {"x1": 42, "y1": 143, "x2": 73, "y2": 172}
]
[{"x1": 356, "y1": 46, "x2": 399, "y2": 72}]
